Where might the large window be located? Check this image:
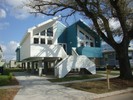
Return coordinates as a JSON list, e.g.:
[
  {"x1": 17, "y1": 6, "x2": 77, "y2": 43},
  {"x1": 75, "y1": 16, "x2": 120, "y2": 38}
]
[
  {"x1": 34, "y1": 33, "x2": 39, "y2": 35},
  {"x1": 34, "y1": 38, "x2": 39, "y2": 44},
  {"x1": 41, "y1": 38, "x2": 45, "y2": 44},
  {"x1": 47, "y1": 27, "x2": 53, "y2": 36},
  {"x1": 40, "y1": 30, "x2": 45, "y2": 36},
  {"x1": 79, "y1": 31, "x2": 85, "y2": 40}
]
